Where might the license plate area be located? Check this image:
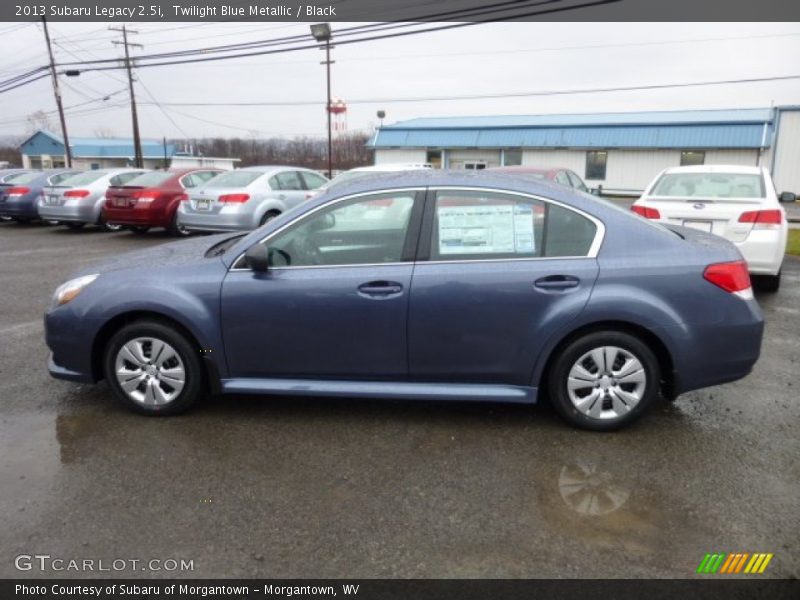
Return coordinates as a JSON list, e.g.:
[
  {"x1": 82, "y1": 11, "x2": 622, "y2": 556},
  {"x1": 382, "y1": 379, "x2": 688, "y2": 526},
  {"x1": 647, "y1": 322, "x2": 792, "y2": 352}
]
[
  {"x1": 196, "y1": 198, "x2": 211, "y2": 211},
  {"x1": 682, "y1": 220, "x2": 713, "y2": 233}
]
